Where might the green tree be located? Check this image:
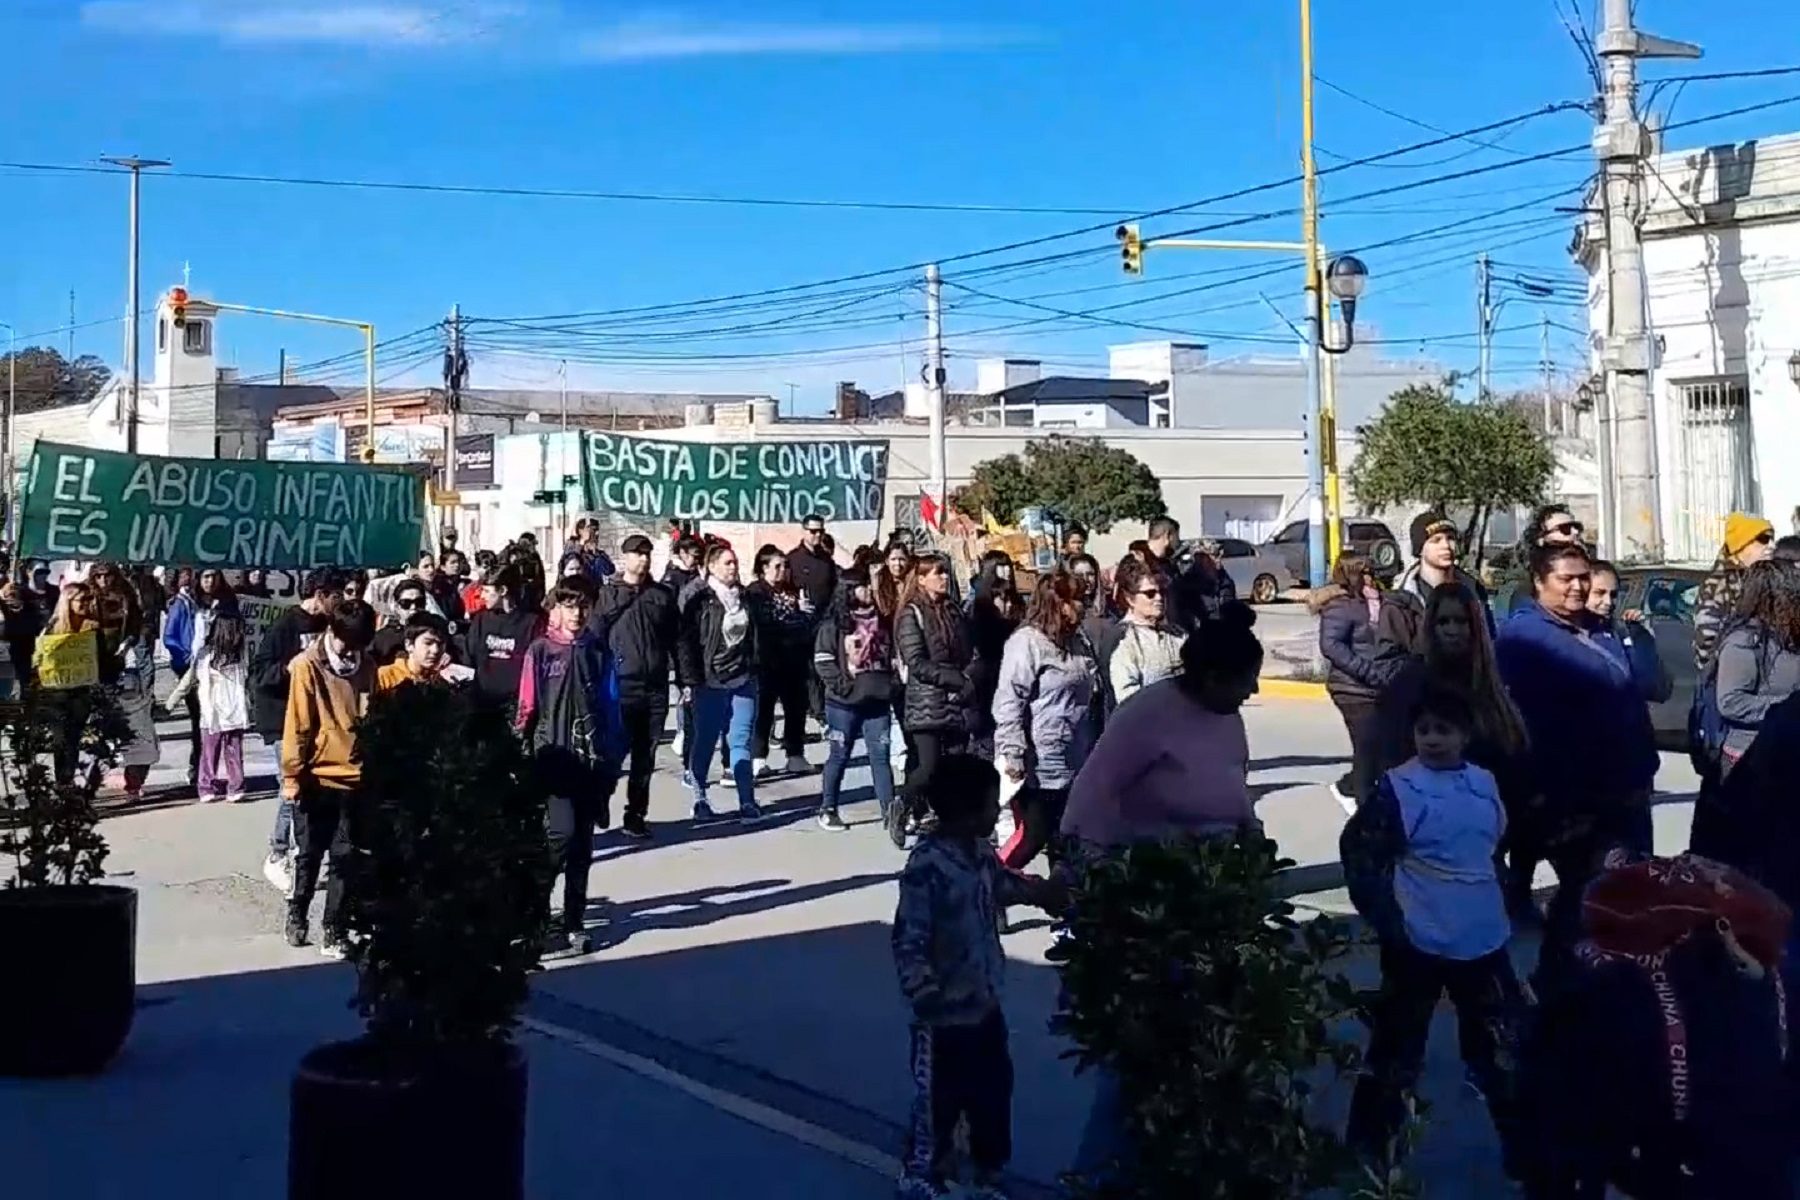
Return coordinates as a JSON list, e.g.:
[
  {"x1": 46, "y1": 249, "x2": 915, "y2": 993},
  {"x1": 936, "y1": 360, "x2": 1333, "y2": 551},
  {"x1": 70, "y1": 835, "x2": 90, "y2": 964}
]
[
  {"x1": 1347, "y1": 381, "x2": 1555, "y2": 565},
  {"x1": 952, "y1": 435, "x2": 1166, "y2": 533},
  {"x1": 0, "y1": 347, "x2": 113, "y2": 414}
]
